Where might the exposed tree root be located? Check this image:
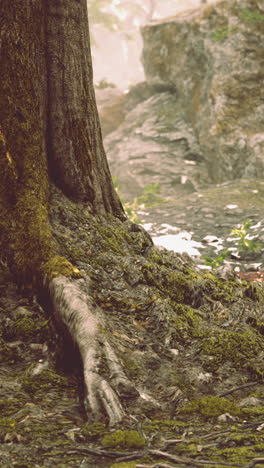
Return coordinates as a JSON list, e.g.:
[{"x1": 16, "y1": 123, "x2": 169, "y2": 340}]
[{"x1": 49, "y1": 275, "x2": 138, "y2": 425}]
